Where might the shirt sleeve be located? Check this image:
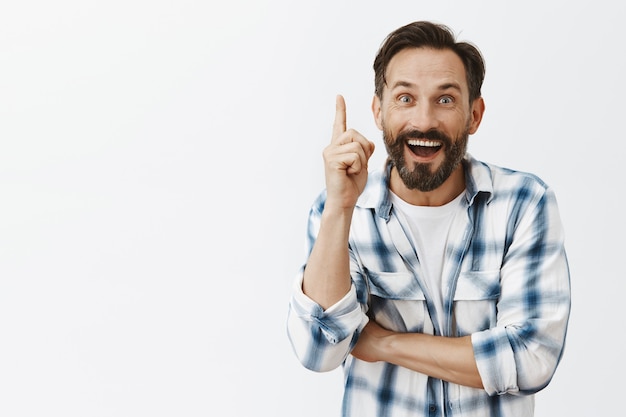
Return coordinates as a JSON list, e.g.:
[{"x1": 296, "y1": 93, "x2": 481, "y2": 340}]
[
  {"x1": 287, "y1": 270, "x2": 368, "y2": 372},
  {"x1": 472, "y1": 186, "x2": 571, "y2": 396}
]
